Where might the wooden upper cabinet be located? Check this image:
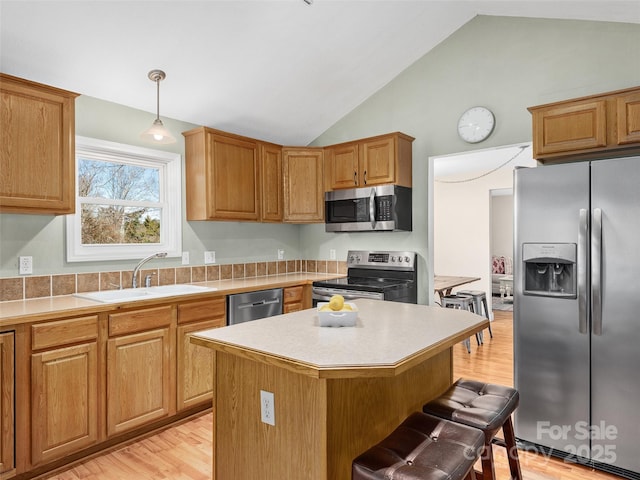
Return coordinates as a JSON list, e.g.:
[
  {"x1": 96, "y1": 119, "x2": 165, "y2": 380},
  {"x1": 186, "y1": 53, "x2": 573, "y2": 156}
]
[
  {"x1": 184, "y1": 127, "x2": 260, "y2": 221},
  {"x1": 326, "y1": 143, "x2": 359, "y2": 189},
  {"x1": 326, "y1": 133, "x2": 413, "y2": 191},
  {"x1": 0, "y1": 73, "x2": 78, "y2": 214},
  {"x1": 617, "y1": 90, "x2": 640, "y2": 145},
  {"x1": 260, "y1": 142, "x2": 283, "y2": 222},
  {"x1": 529, "y1": 85, "x2": 640, "y2": 161},
  {"x1": 283, "y1": 147, "x2": 324, "y2": 223}
]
